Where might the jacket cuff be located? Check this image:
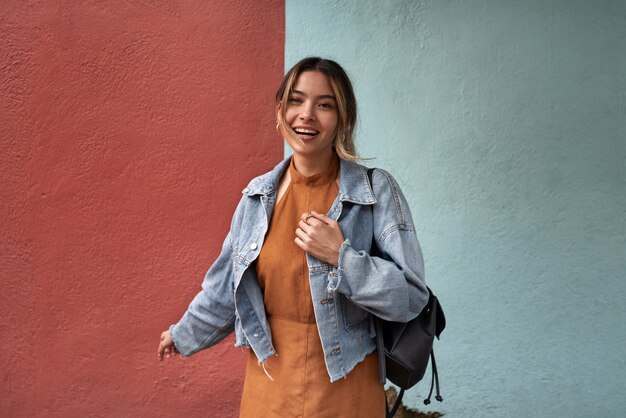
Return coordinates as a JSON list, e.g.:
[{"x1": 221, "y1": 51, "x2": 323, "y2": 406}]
[
  {"x1": 169, "y1": 323, "x2": 189, "y2": 357},
  {"x1": 327, "y1": 239, "x2": 351, "y2": 292}
]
